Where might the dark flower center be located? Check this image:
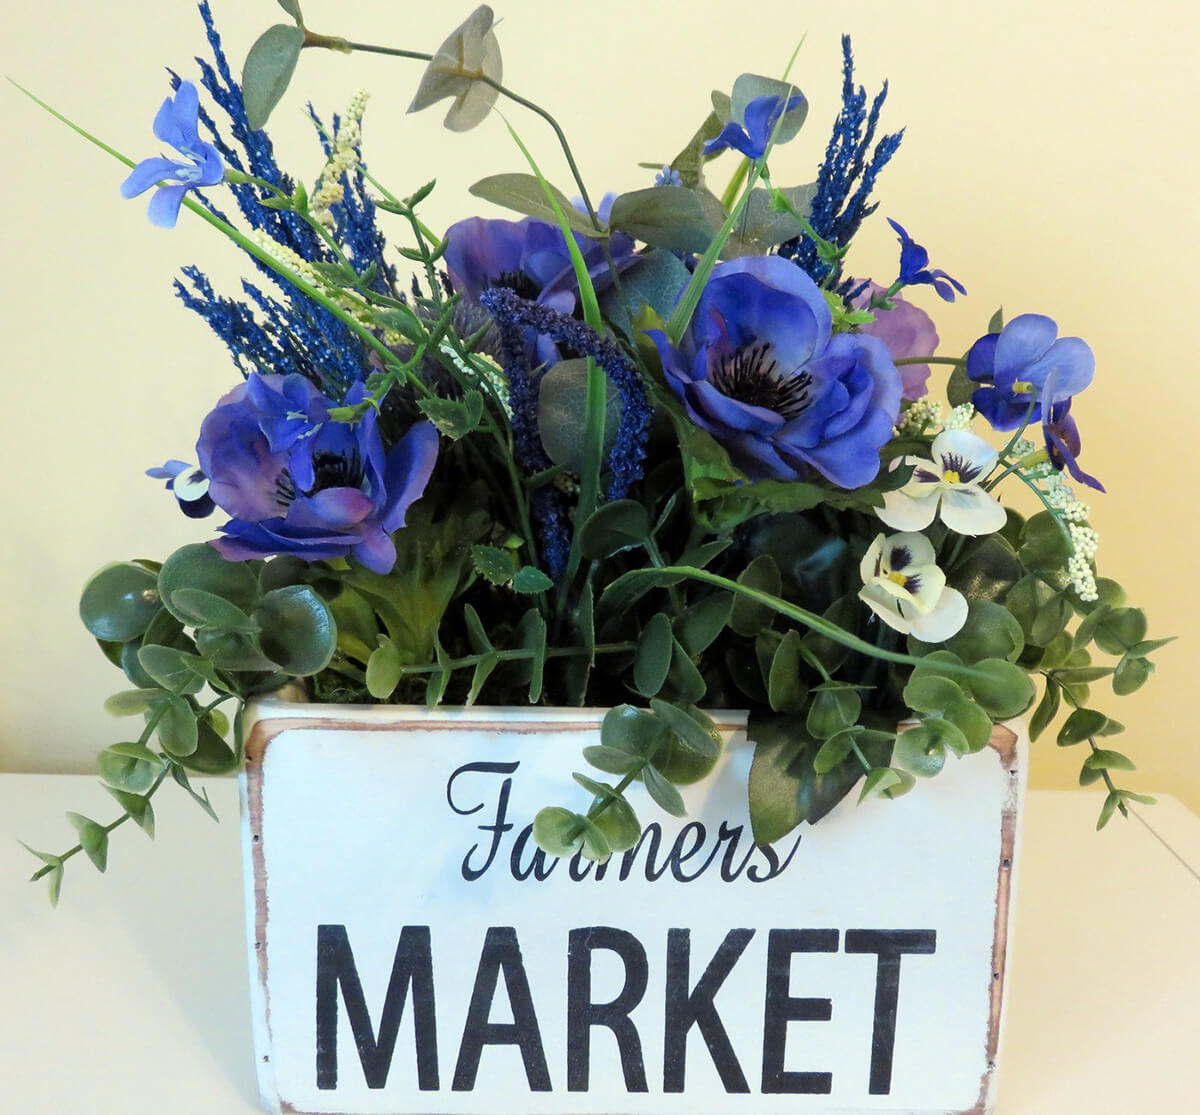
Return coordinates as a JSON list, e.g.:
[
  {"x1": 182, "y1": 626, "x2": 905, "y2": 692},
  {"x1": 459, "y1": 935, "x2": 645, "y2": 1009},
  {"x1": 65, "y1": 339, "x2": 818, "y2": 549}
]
[
  {"x1": 710, "y1": 343, "x2": 813, "y2": 419},
  {"x1": 308, "y1": 449, "x2": 365, "y2": 495},
  {"x1": 488, "y1": 270, "x2": 543, "y2": 303}
]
